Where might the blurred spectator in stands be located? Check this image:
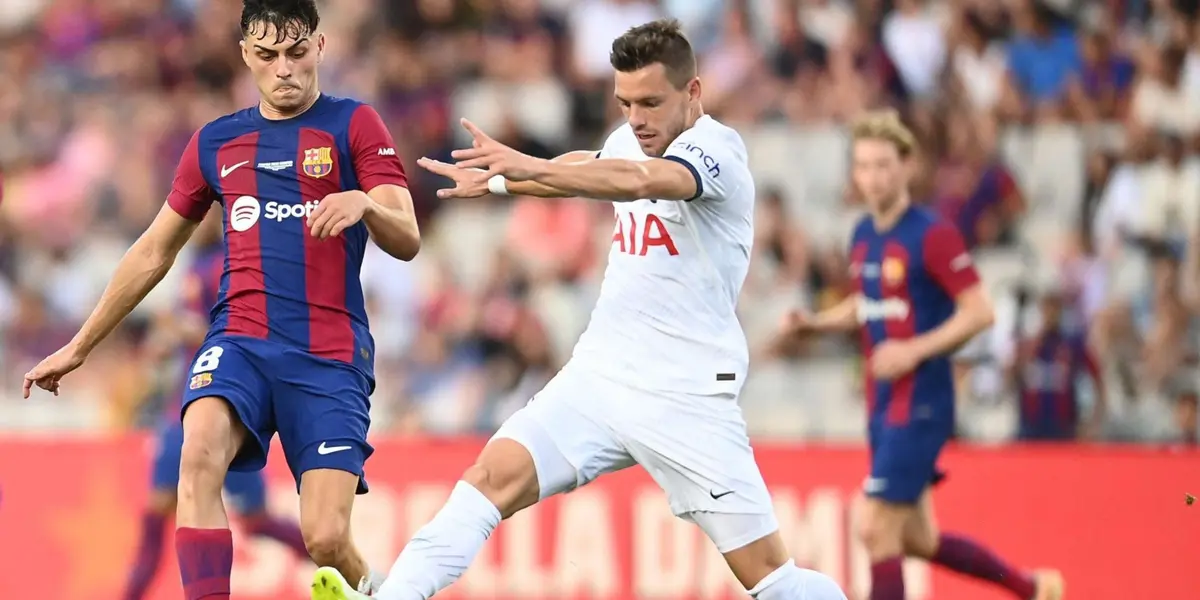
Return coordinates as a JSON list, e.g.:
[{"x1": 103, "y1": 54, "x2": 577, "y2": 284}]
[
  {"x1": 1009, "y1": 286, "x2": 1108, "y2": 440},
  {"x1": 1139, "y1": 132, "x2": 1199, "y2": 252},
  {"x1": 882, "y1": 0, "x2": 947, "y2": 102},
  {"x1": 949, "y1": 7, "x2": 1007, "y2": 114},
  {"x1": 1169, "y1": 385, "x2": 1199, "y2": 444},
  {"x1": 1130, "y1": 43, "x2": 1200, "y2": 137},
  {"x1": 770, "y1": 0, "x2": 828, "y2": 81},
  {"x1": 1079, "y1": 150, "x2": 1117, "y2": 244},
  {"x1": 1133, "y1": 131, "x2": 1199, "y2": 389},
  {"x1": 1091, "y1": 132, "x2": 1154, "y2": 368},
  {"x1": 931, "y1": 110, "x2": 1026, "y2": 248},
  {"x1": 698, "y1": 0, "x2": 768, "y2": 122},
  {"x1": 801, "y1": 0, "x2": 854, "y2": 50},
  {"x1": 568, "y1": 0, "x2": 661, "y2": 131},
  {"x1": 1142, "y1": 243, "x2": 1193, "y2": 388},
  {"x1": 1001, "y1": 0, "x2": 1084, "y2": 121},
  {"x1": 1078, "y1": 28, "x2": 1137, "y2": 121},
  {"x1": 748, "y1": 188, "x2": 810, "y2": 295}
]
